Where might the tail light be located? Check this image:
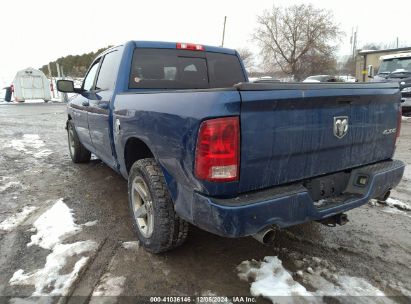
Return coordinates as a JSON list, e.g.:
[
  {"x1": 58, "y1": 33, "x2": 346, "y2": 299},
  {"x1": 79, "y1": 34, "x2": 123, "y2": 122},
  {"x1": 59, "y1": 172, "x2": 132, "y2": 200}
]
[
  {"x1": 195, "y1": 117, "x2": 240, "y2": 182},
  {"x1": 176, "y1": 43, "x2": 204, "y2": 51}
]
